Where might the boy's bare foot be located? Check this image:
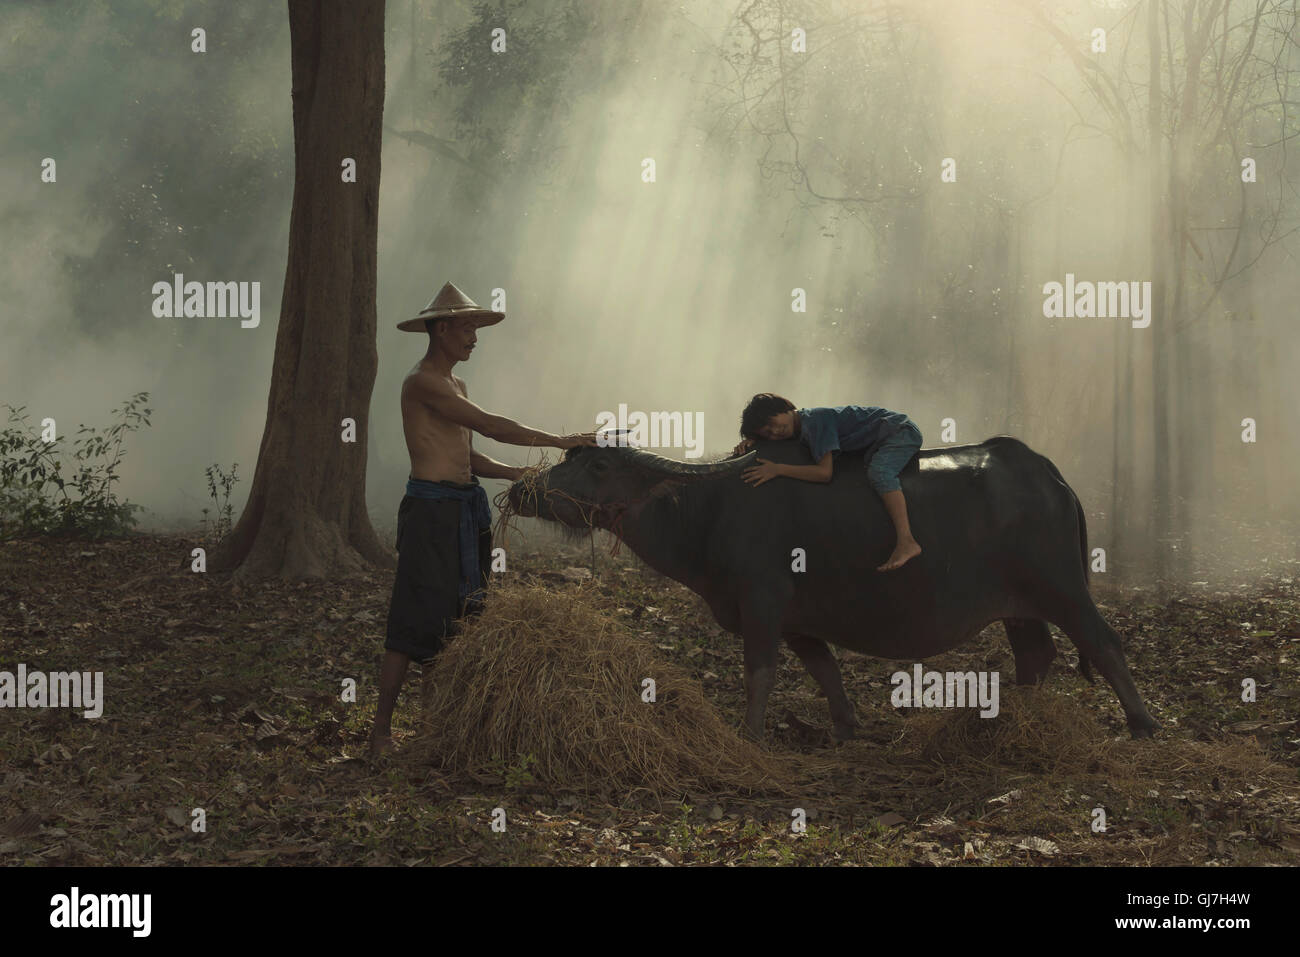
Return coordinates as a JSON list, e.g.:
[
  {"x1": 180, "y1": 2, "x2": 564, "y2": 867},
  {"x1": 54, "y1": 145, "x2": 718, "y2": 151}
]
[
  {"x1": 877, "y1": 539, "x2": 921, "y2": 571},
  {"x1": 368, "y1": 732, "x2": 393, "y2": 757}
]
